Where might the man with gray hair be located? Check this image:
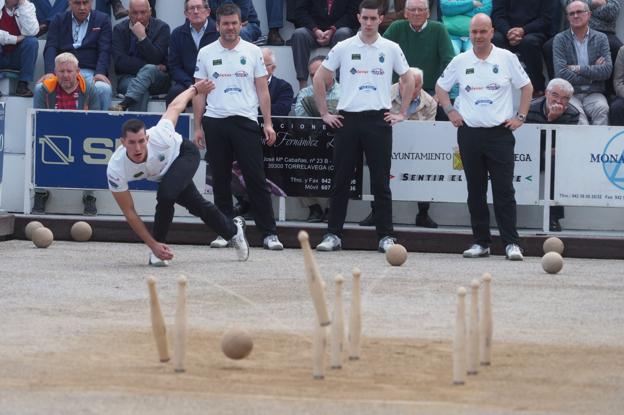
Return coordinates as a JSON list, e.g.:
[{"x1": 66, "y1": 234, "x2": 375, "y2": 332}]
[
  {"x1": 553, "y1": 0, "x2": 612, "y2": 125},
  {"x1": 527, "y1": 78, "x2": 580, "y2": 124},
  {"x1": 32, "y1": 52, "x2": 101, "y2": 215},
  {"x1": 526, "y1": 77, "x2": 579, "y2": 232}
]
